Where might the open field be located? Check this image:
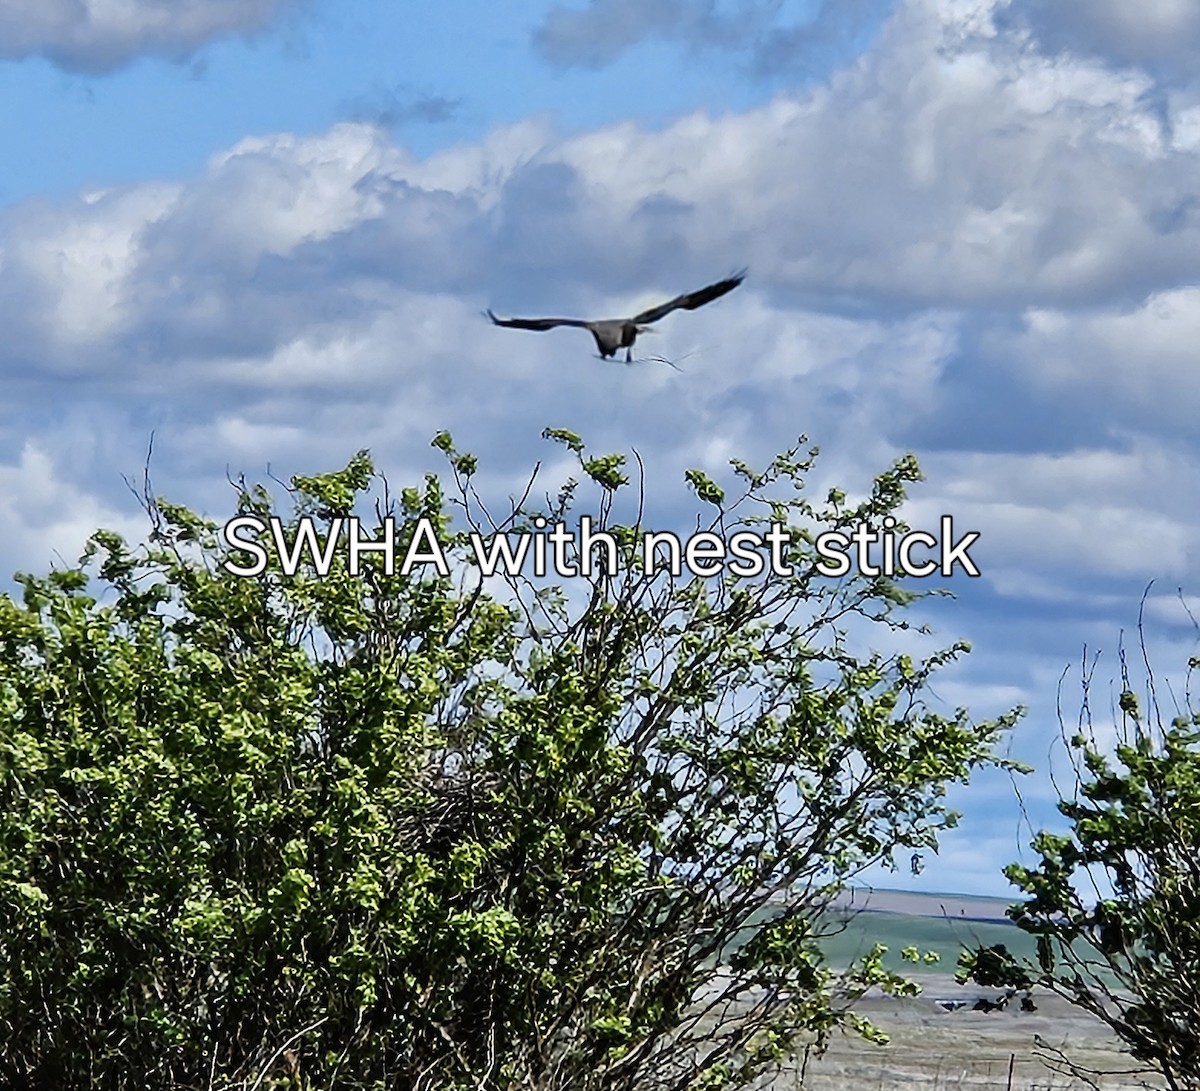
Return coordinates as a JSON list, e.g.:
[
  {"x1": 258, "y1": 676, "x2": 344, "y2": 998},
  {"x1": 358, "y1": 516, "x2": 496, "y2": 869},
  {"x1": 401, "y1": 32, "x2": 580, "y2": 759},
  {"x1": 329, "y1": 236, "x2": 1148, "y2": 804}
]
[
  {"x1": 784, "y1": 978, "x2": 1161, "y2": 1091},
  {"x1": 766, "y1": 889, "x2": 1160, "y2": 1090}
]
